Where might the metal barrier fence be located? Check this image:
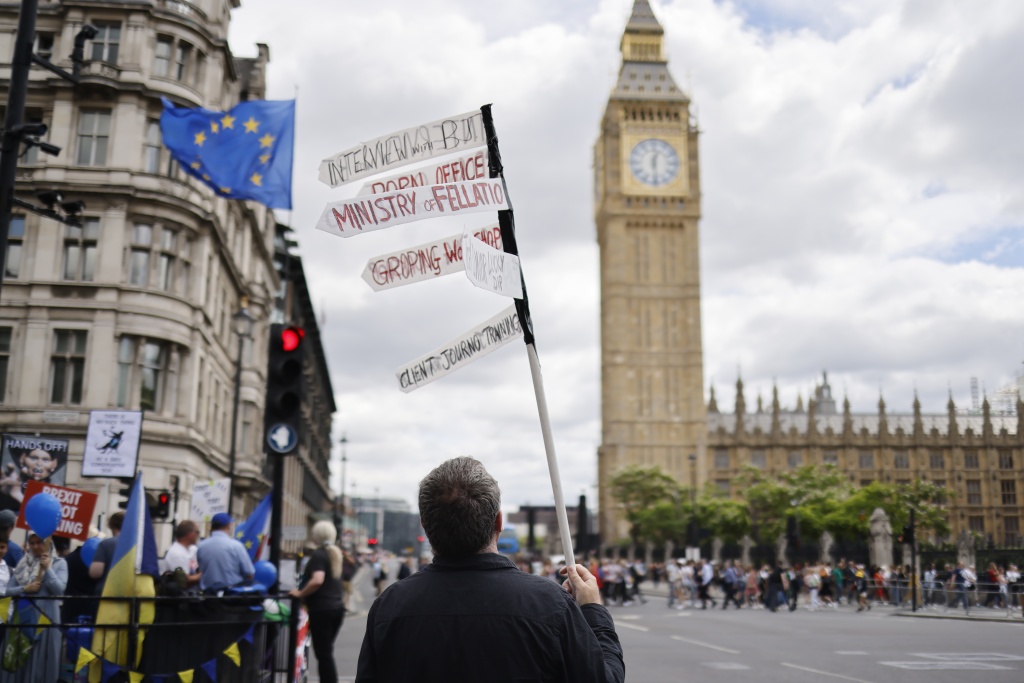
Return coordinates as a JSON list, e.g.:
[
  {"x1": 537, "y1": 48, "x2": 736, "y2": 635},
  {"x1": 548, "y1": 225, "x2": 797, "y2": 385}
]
[
  {"x1": 0, "y1": 593, "x2": 306, "y2": 682},
  {"x1": 893, "y1": 580, "x2": 1023, "y2": 619}
]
